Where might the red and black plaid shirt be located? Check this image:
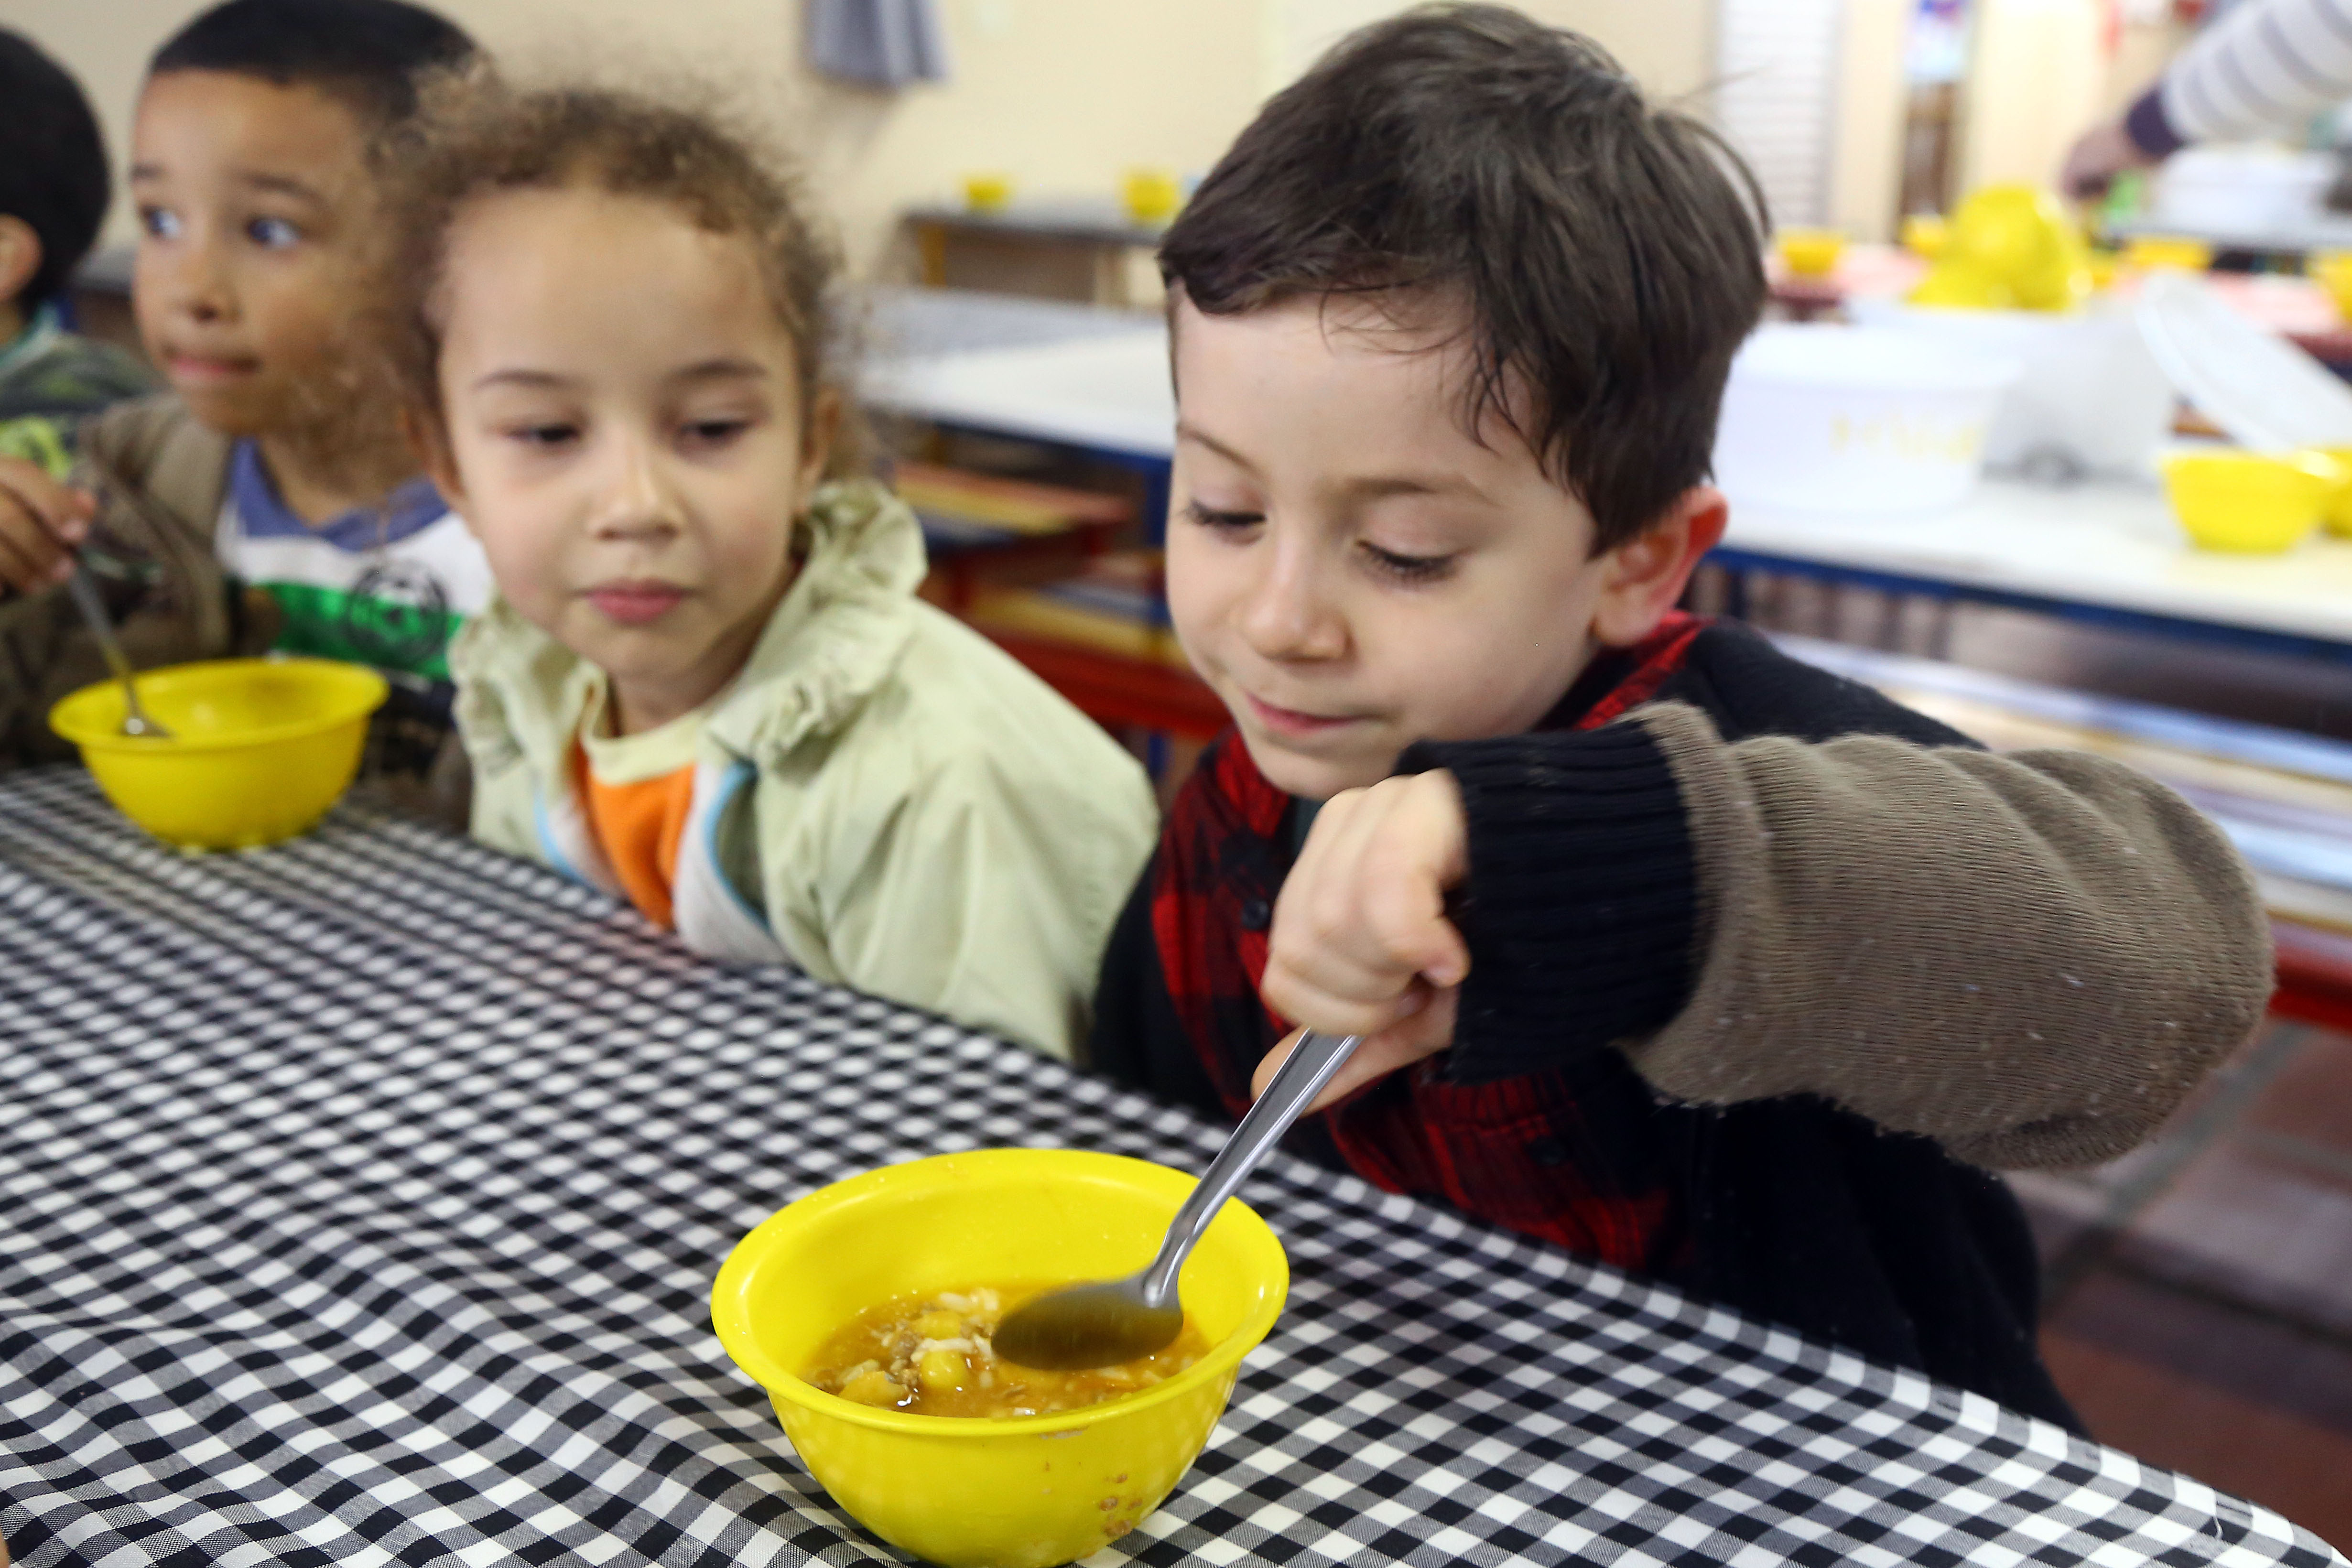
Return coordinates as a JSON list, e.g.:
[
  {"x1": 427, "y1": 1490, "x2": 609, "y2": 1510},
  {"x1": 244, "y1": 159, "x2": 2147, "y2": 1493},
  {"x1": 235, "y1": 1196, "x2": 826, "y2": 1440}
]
[{"x1": 1148, "y1": 613, "x2": 1706, "y2": 1269}]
